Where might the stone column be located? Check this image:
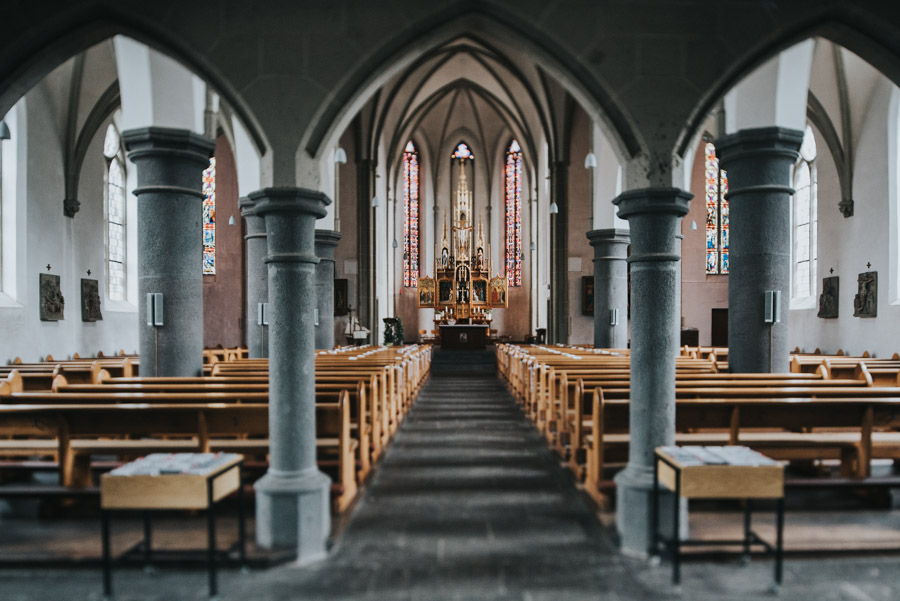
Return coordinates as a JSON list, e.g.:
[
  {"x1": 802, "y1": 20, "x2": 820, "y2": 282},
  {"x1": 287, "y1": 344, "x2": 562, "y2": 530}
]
[
  {"x1": 123, "y1": 127, "x2": 214, "y2": 377},
  {"x1": 675, "y1": 233, "x2": 684, "y2": 346},
  {"x1": 357, "y1": 159, "x2": 375, "y2": 334},
  {"x1": 549, "y1": 160, "x2": 569, "y2": 343},
  {"x1": 715, "y1": 127, "x2": 803, "y2": 373},
  {"x1": 611, "y1": 187, "x2": 691, "y2": 556},
  {"x1": 240, "y1": 197, "x2": 268, "y2": 358},
  {"x1": 587, "y1": 229, "x2": 630, "y2": 349},
  {"x1": 315, "y1": 229, "x2": 342, "y2": 349},
  {"x1": 249, "y1": 187, "x2": 332, "y2": 562}
]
